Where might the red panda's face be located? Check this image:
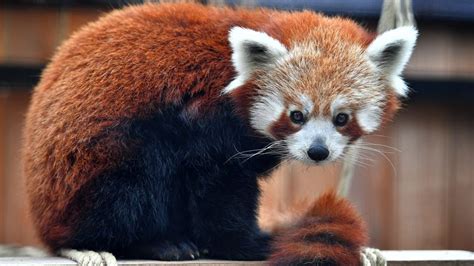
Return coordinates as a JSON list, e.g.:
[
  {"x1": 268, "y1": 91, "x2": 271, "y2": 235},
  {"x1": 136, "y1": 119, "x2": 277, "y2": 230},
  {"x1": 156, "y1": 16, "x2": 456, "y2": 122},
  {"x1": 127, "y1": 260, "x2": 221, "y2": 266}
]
[{"x1": 226, "y1": 26, "x2": 417, "y2": 164}]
